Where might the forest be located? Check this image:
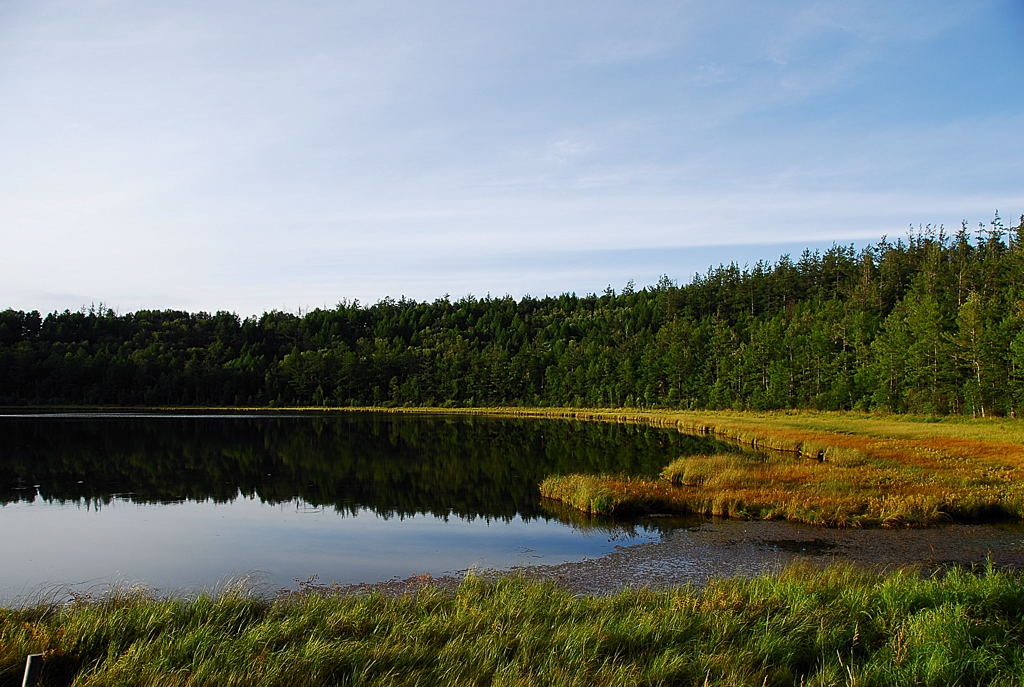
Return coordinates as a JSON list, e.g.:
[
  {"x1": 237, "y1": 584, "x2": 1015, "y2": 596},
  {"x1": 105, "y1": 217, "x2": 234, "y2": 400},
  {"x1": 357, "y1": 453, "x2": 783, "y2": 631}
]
[{"x1": 3, "y1": 215, "x2": 1024, "y2": 416}]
